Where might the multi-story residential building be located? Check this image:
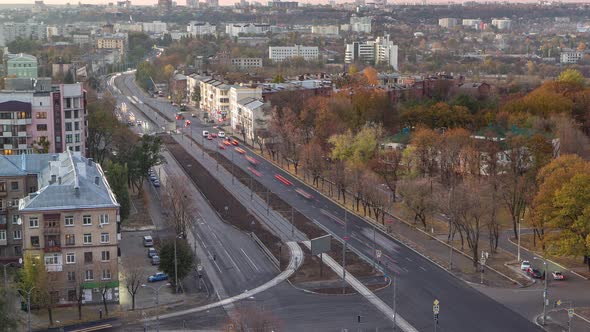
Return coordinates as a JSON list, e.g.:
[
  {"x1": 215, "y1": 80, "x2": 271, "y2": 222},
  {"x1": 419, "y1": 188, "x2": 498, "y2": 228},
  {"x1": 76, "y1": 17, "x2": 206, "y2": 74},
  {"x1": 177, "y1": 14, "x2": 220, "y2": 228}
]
[
  {"x1": 96, "y1": 34, "x2": 126, "y2": 60},
  {"x1": 0, "y1": 82, "x2": 87, "y2": 155},
  {"x1": 199, "y1": 78, "x2": 231, "y2": 122},
  {"x1": 230, "y1": 97, "x2": 267, "y2": 144},
  {"x1": 229, "y1": 85, "x2": 262, "y2": 131},
  {"x1": 237, "y1": 37, "x2": 269, "y2": 46},
  {"x1": 560, "y1": 48, "x2": 585, "y2": 64},
  {"x1": 225, "y1": 23, "x2": 271, "y2": 38},
  {"x1": 345, "y1": 35, "x2": 399, "y2": 70},
  {"x1": 491, "y1": 18, "x2": 512, "y2": 30},
  {"x1": 268, "y1": 1, "x2": 298, "y2": 8},
  {"x1": 7, "y1": 54, "x2": 38, "y2": 79},
  {"x1": 113, "y1": 23, "x2": 143, "y2": 33},
  {"x1": 349, "y1": 16, "x2": 372, "y2": 33},
  {"x1": 187, "y1": 22, "x2": 216, "y2": 37},
  {"x1": 0, "y1": 22, "x2": 47, "y2": 47},
  {"x1": 142, "y1": 21, "x2": 168, "y2": 35},
  {"x1": 231, "y1": 58, "x2": 263, "y2": 70},
  {"x1": 462, "y1": 19, "x2": 483, "y2": 29},
  {"x1": 19, "y1": 151, "x2": 120, "y2": 305},
  {"x1": 311, "y1": 25, "x2": 340, "y2": 36},
  {"x1": 72, "y1": 34, "x2": 92, "y2": 46},
  {"x1": 438, "y1": 18, "x2": 458, "y2": 29},
  {"x1": 269, "y1": 45, "x2": 319, "y2": 62}
]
